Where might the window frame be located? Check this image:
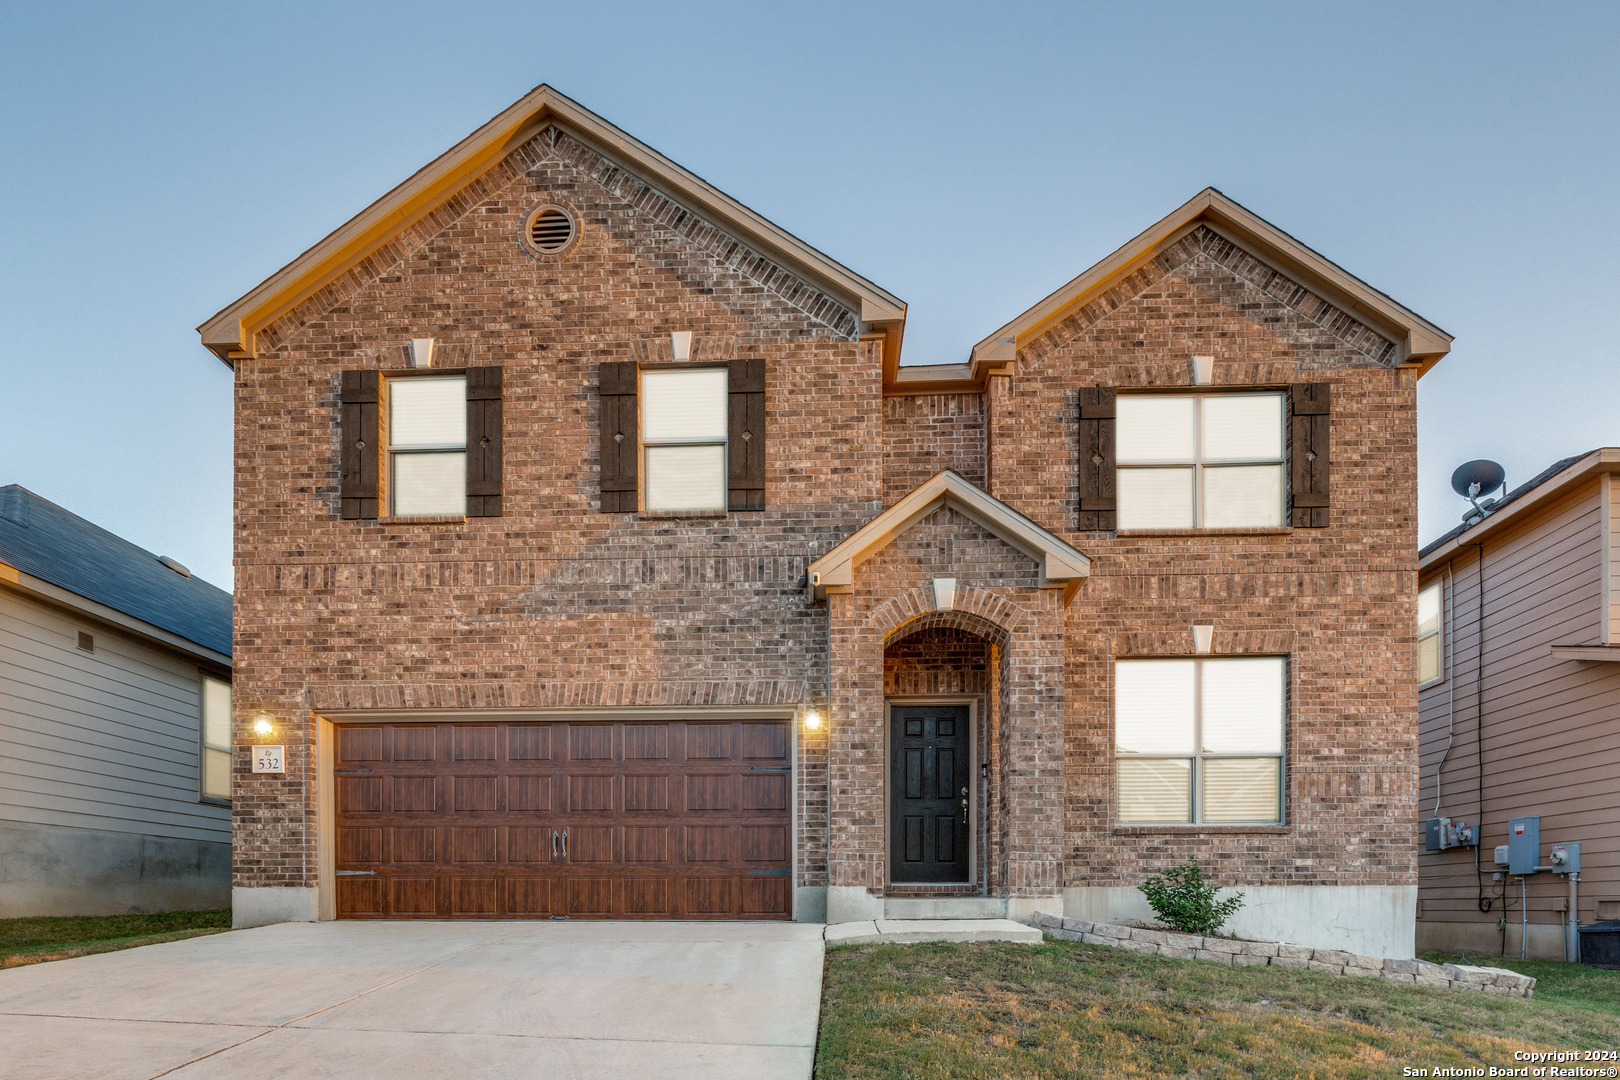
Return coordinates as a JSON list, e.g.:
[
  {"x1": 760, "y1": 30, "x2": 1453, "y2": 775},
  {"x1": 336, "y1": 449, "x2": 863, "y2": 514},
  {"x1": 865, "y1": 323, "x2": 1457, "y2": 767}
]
[
  {"x1": 199, "y1": 673, "x2": 232, "y2": 805},
  {"x1": 1418, "y1": 579, "x2": 1445, "y2": 687},
  {"x1": 639, "y1": 363, "x2": 730, "y2": 514},
  {"x1": 383, "y1": 372, "x2": 468, "y2": 518},
  {"x1": 1115, "y1": 390, "x2": 1287, "y2": 530},
  {"x1": 1114, "y1": 656, "x2": 1287, "y2": 826}
]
